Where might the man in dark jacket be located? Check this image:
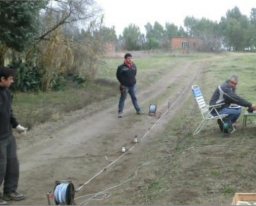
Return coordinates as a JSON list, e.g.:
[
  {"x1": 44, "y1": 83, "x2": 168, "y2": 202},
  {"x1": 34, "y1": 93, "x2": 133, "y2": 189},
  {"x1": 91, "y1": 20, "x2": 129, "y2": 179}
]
[
  {"x1": 0, "y1": 66, "x2": 27, "y2": 205},
  {"x1": 116, "y1": 53, "x2": 141, "y2": 118},
  {"x1": 209, "y1": 75, "x2": 256, "y2": 132}
]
